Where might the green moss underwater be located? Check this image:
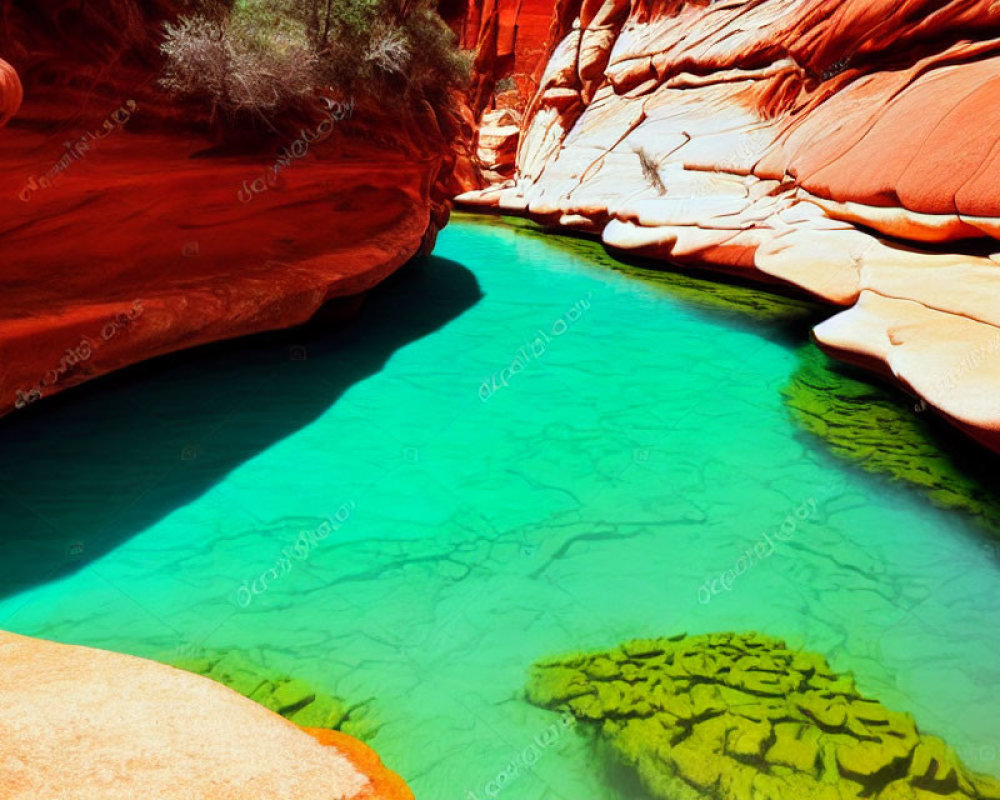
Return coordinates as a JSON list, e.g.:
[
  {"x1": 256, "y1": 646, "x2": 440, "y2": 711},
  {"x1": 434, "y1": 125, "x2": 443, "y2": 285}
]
[
  {"x1": 449, "y1": 212, "x2": 1000, "y2": 797},
  {"x1": 167, "y1": 647, "x2": 380, "y2": 741},
  {"x1": 457, "y1": 212, "x2": 1000, "y2": 543},
  {"x1": 527, "y1": 632, "x2": 1000, "y2": 800}
]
